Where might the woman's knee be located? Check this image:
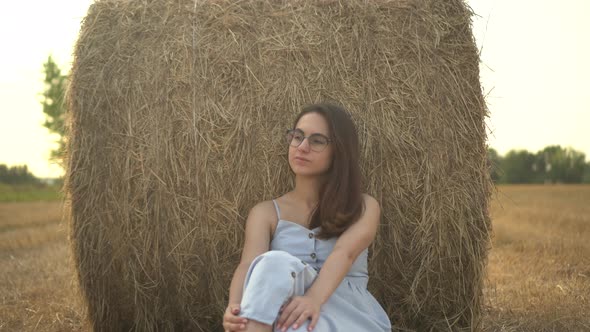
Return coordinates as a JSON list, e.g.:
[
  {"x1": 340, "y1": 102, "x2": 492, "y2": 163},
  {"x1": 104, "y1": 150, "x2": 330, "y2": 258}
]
[
  {"x1": 259, "y1": 250, "x2": 296, "y2": 261},
  {"x1": 251, "y1": 250, "x2": 301, "y2": 275}
]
